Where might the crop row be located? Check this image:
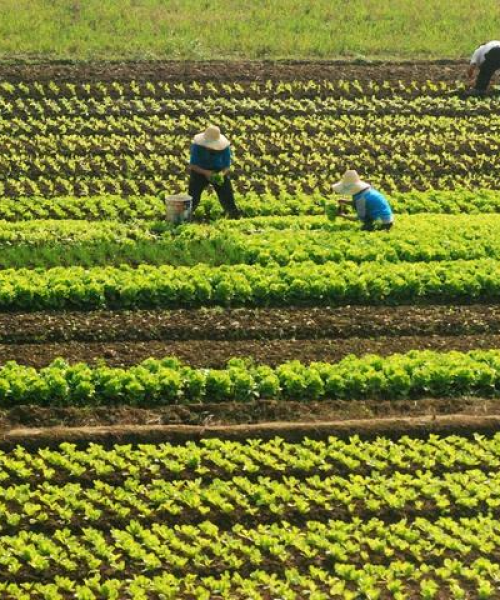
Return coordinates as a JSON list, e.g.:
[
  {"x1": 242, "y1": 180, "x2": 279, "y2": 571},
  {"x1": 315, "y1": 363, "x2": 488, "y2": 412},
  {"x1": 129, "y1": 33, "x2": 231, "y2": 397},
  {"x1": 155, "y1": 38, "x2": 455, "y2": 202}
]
[
  {"x1": 2, "y1": 113, "x2": 494, "y2": 139},
  {"x1": 0, "y1": 107, "x2": 498, "y2": 196},
  {"x1": 0, "y1": 516, "x2": 498, "y2": 582},
  {"x1": 1, "y1": 350, "x2": 500, "y2": 406},
  {"x1": 0, "y1": 78, "x2": 458, "y2": 100},
  {"x1": 2, "y1": 435, "x2": 498, "y2": 483},
  {"x1": 1, "y1": 189, "x2": 500, "y2": 222},
  {"x1": 0, "y1": 436, "x2": 498, "y2": 598},
  {"x1": 2, "y1": 467, "x2": 500, "y2": 530},
  {"x1": 0, "y1": 258, "x2": 500, "y2": 311},
  {"x1": 0, "y1": 559, "x2": 496, "y2": 599},
  {"x1": 0, "y1": 94, "x2": 497, "y2": 121},
  {"x1": 2, "y1": 214, "x2": 500, "y2": 270}
]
